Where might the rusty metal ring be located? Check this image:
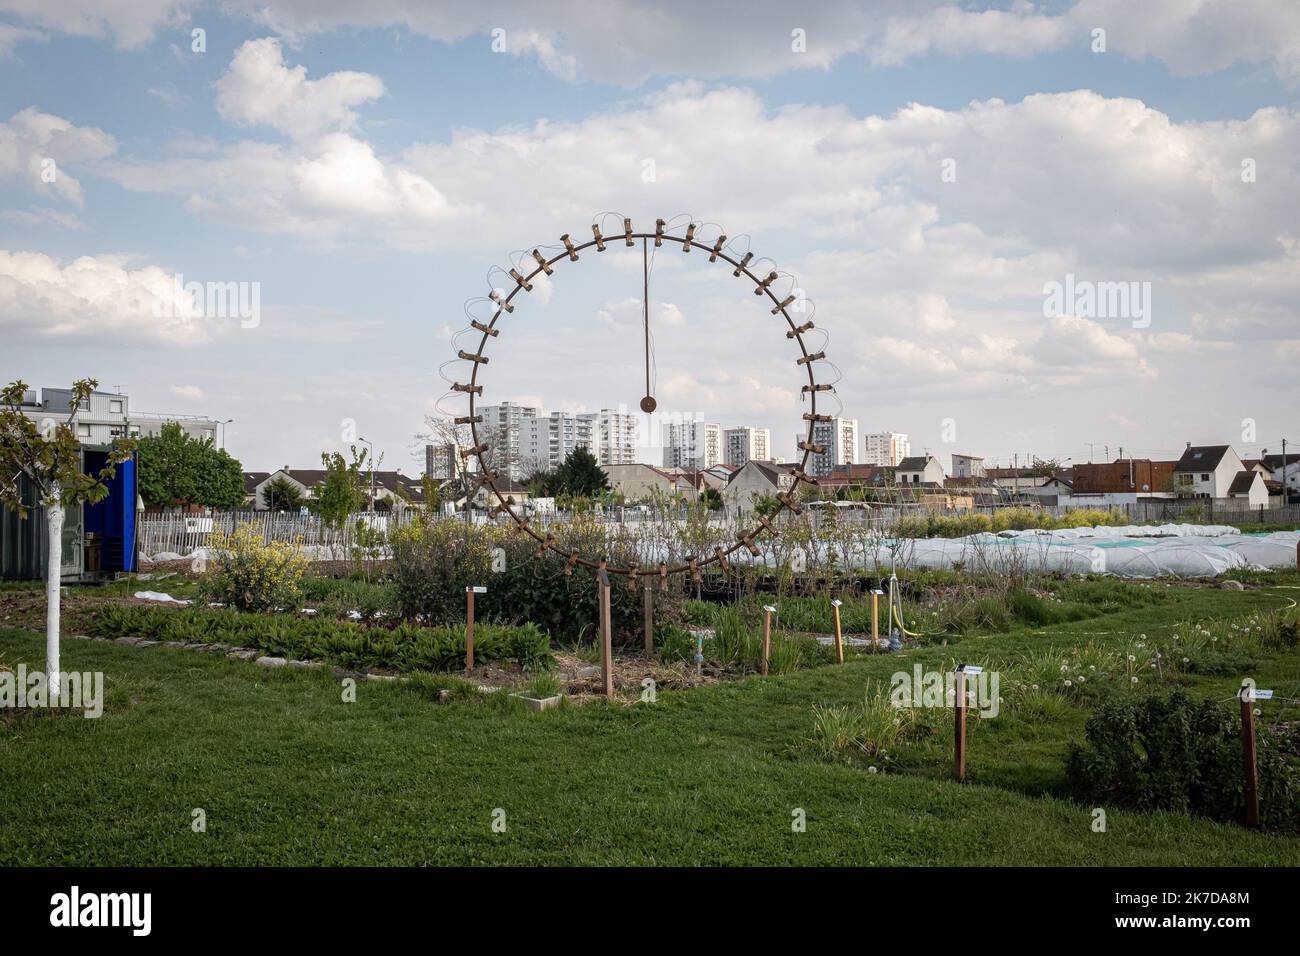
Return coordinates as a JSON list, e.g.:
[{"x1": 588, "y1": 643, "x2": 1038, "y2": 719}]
[{"x1": 459, "y1": 220, "x2": 829, "y2": 577}]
